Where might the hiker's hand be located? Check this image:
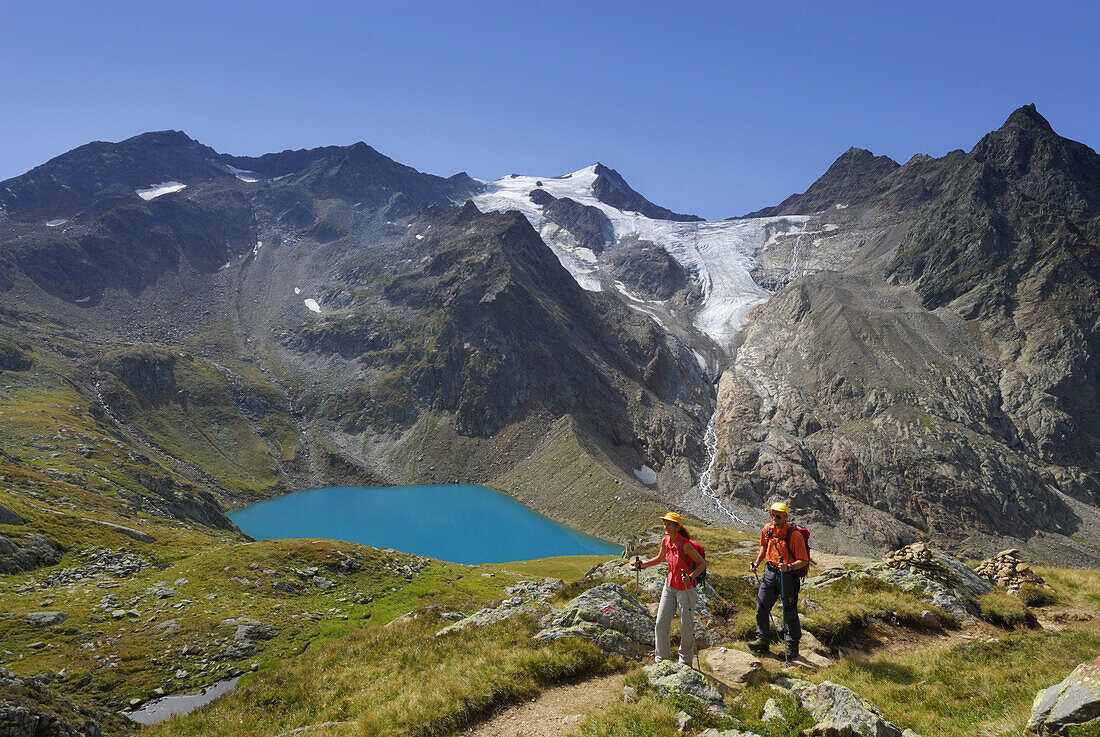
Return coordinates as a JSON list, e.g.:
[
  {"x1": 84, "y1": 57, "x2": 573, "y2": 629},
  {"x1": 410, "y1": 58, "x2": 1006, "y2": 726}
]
[
  {"x1": 750, "y1": 561, "x2": 758, "y2": 572},
  {"x1": 779, "y1": 562, "x2": 789, "y2": 572}
]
